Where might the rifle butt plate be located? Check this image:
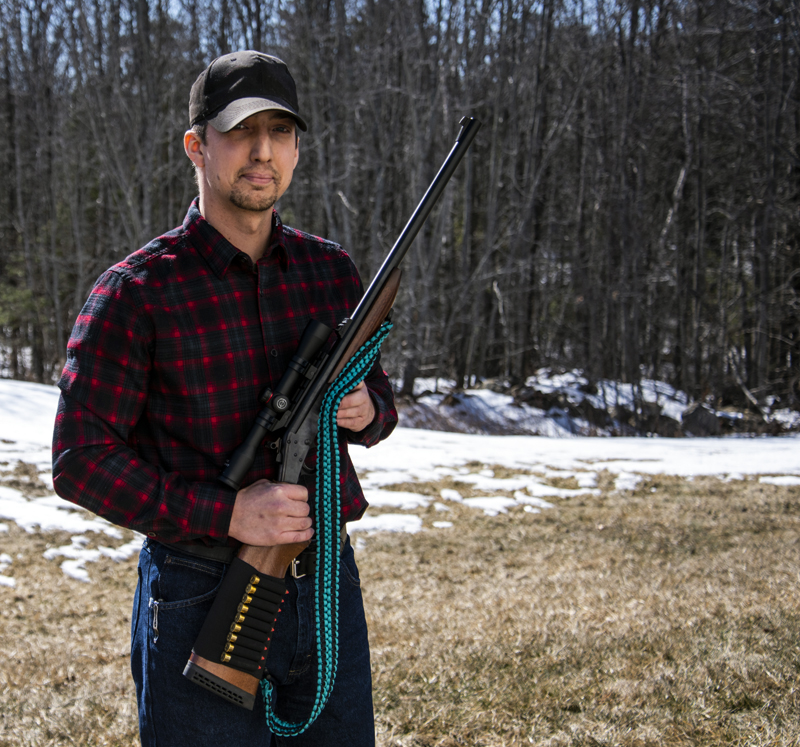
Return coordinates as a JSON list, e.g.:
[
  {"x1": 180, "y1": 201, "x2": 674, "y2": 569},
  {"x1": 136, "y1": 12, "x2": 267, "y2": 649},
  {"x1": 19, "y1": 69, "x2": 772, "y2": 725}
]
[{"x1": 183, "y1": 652, "x2": 260, "y2": 710}]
